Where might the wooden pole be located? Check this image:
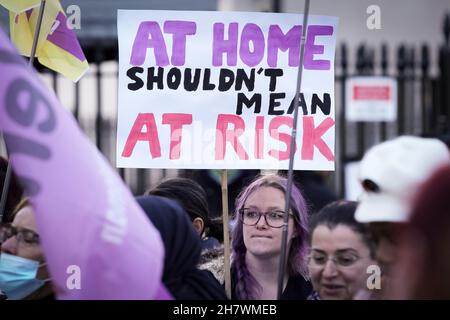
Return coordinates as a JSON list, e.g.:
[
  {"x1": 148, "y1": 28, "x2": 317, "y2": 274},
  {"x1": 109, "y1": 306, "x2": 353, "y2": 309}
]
[{"x1": 221, "y1": 169, "x2": 232, "y2": 299}]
